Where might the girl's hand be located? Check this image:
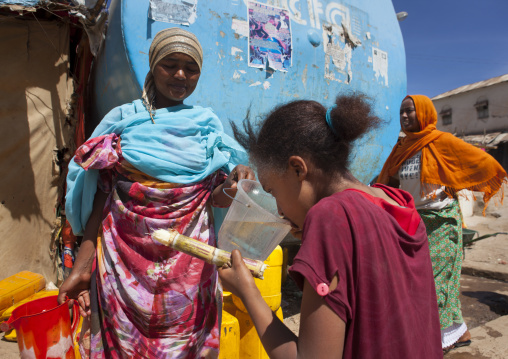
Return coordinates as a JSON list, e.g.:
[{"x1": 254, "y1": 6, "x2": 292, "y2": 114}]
[
  {"x1": 212, "y1": 165, "x2": 256, "y2": 207},
  {"x1": 218, "y1": 250, "x2": 259, "y2": 300}
]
